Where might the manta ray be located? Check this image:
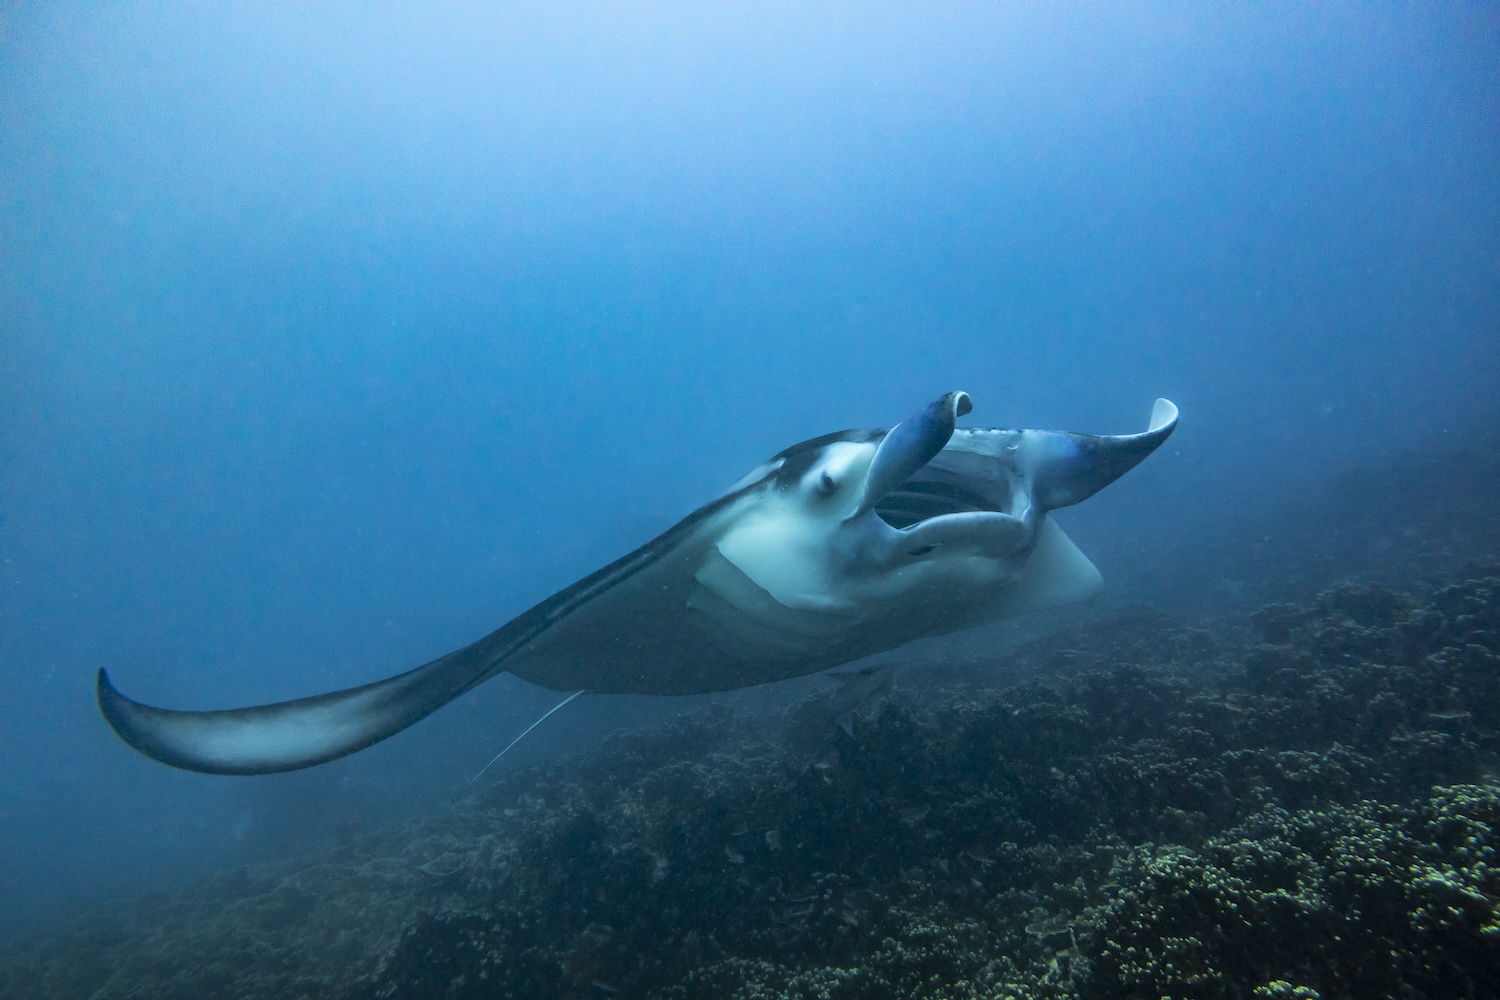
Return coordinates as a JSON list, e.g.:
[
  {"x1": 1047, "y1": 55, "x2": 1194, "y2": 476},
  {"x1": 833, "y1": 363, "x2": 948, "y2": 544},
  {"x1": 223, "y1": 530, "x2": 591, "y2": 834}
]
[{"x1": 98, "y1": 392, "x2": 1178, "y2": 775}]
